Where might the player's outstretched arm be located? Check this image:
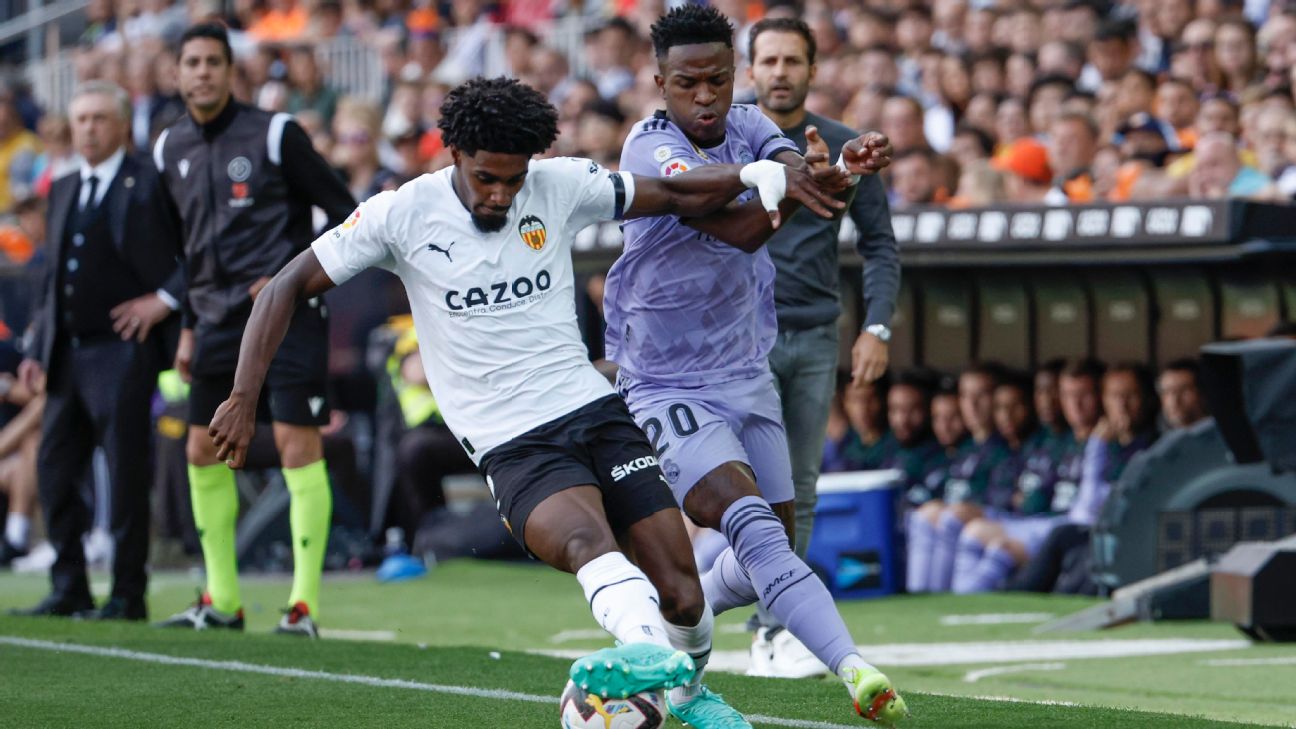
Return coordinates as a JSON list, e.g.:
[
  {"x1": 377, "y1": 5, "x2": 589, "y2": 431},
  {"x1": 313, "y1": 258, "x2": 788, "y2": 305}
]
[
  {"x1": 680, "y1": 130, "x2": 892, "y2": 253},
  {"x1": 208, "y1": 249, "x2": 336, "y2": 468},
  {"x1": 624, "y1": 156, "x2": 846, "y2": 230}
]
